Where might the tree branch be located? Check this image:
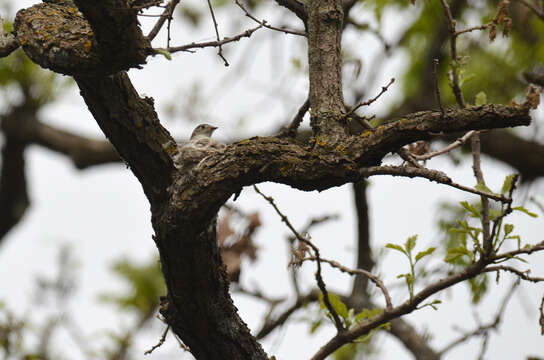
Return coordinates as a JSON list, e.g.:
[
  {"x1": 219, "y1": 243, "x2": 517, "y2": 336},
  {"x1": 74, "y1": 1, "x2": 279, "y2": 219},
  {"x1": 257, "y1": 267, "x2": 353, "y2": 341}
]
[
  {"x1": 273, "y1": 0, "x2": 307, "y2": 22},
  {"x1": 74, "y1": 73, "x2": 175, "y2": 203},
  {"x1": 307, "y1": 0, "x2": 346, "y2": 142},
  {"x1": 0, "y1": 108, "x2": 30, "y2": 241},
  {"x1": 160, "y1": 25, "x2": 263, "y2": 54}
]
